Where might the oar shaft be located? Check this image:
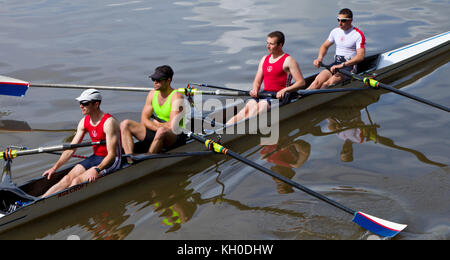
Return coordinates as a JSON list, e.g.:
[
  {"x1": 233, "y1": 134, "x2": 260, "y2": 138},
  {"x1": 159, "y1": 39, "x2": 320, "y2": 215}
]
[
  {"x1": 31, "y1": 83, "x2": 152, "y2": 92},
  {"x1": 202, "y1": 90, "x2": 275, "y2": 98},
  {"x1": 189, "y1": 134, "x2": 355, "y2": 215},
  {"x1": 1, "y1": 141, "x2": 104, "y2": 160},
  {"x1": 177, "y1": 88, "x2": 276, "y2": 98},
  {"x1": 26, "y1": 80, "x2": 277, "y2": 98},
  {"x1": 298, "y1": 88, "x2": 368, "y2": 96},
  {"x1": 190, "y1": 82, "x2": 243, "y2": 92},
  {"x1": 373, "y1": 81, "x2": 449, "y2": 112},
  {"x1": 228, "y1": 148, "x2": 355, "y2": 215}
]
